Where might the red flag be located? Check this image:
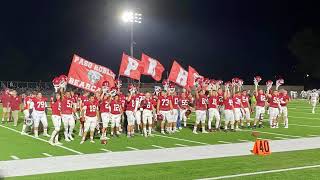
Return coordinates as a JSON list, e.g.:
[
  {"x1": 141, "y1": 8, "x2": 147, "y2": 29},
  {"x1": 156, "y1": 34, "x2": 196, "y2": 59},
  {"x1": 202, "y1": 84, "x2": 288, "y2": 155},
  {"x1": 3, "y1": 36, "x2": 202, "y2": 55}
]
[
  {"x1": 67, "y1": 54, "x2": 116, "y2": 92},
  {"x1": 119, "y1": 53, "x2": 144, "y2": 80},
  {"x1": 168, "y1": 61, "x2": 188, "y2": 87},
  {"x1": 187, "y1": 66, "x2": 204, "y2": 87},
  {"x1": 141, "y1": 53, "x2": 165, "y2": 81}
]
